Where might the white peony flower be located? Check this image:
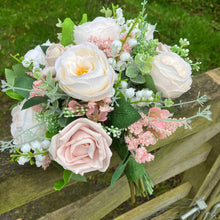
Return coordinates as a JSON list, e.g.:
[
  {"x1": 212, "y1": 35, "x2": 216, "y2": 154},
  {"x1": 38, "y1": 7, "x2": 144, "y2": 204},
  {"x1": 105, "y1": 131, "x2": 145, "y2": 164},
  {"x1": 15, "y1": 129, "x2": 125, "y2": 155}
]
[
  {"x1": 24, "y1": 46, "x2": 46, "y2": 66},
  {"x1": 55, "y1": 42, "x2": 115, "y2": 102},
  {"x1": 74, "y1": 17, "x2": 120, "y2": 44},
  {"x1": 150, "y1": 52, "x2": 192, "y2": 98}
]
